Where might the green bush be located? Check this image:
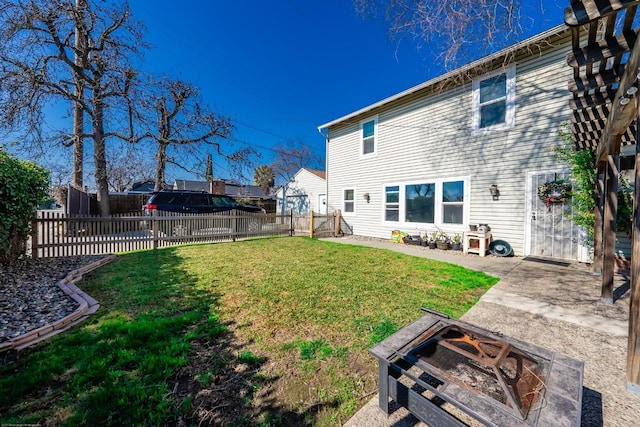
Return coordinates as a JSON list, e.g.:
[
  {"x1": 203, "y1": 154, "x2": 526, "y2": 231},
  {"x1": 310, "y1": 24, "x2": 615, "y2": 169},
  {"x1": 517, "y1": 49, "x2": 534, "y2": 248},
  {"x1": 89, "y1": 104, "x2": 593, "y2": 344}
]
[
  {"x1": 553, "y1": 124, "x2": 633, "y2": 245},
  {"x1": 0, "y1": 147, "x2": 50, "y2": 264}
]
